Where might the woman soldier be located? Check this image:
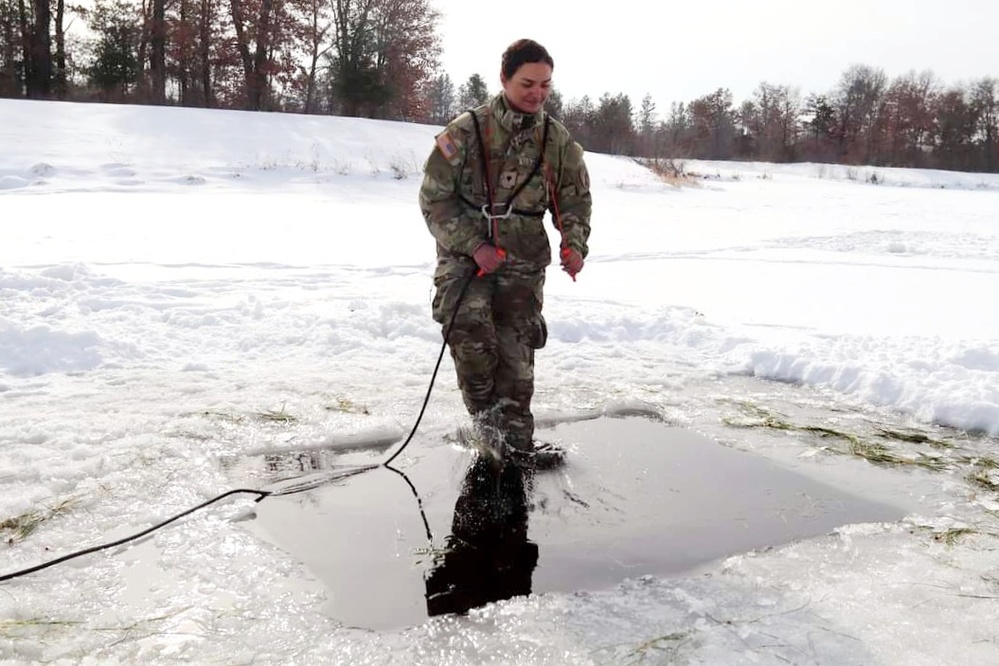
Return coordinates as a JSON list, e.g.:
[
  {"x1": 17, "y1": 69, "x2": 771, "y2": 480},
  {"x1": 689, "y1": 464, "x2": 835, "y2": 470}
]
[{"x1": 419, "y1": 38, "x2": 592, "y2": 465}]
